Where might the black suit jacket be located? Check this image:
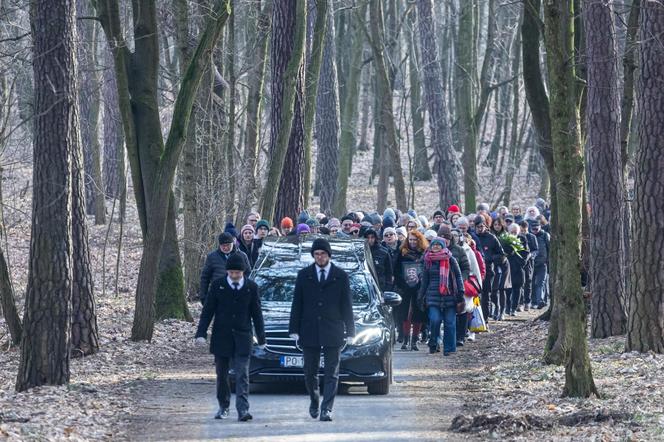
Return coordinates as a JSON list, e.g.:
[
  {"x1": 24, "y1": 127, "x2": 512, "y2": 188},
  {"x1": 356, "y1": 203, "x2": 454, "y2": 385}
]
[
  {"x1": 288, "y1": 263, "x2": 355, "y2": 347},
  {"x1": 195, "y1": 277, "x2": 265, "y2": 357}
]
